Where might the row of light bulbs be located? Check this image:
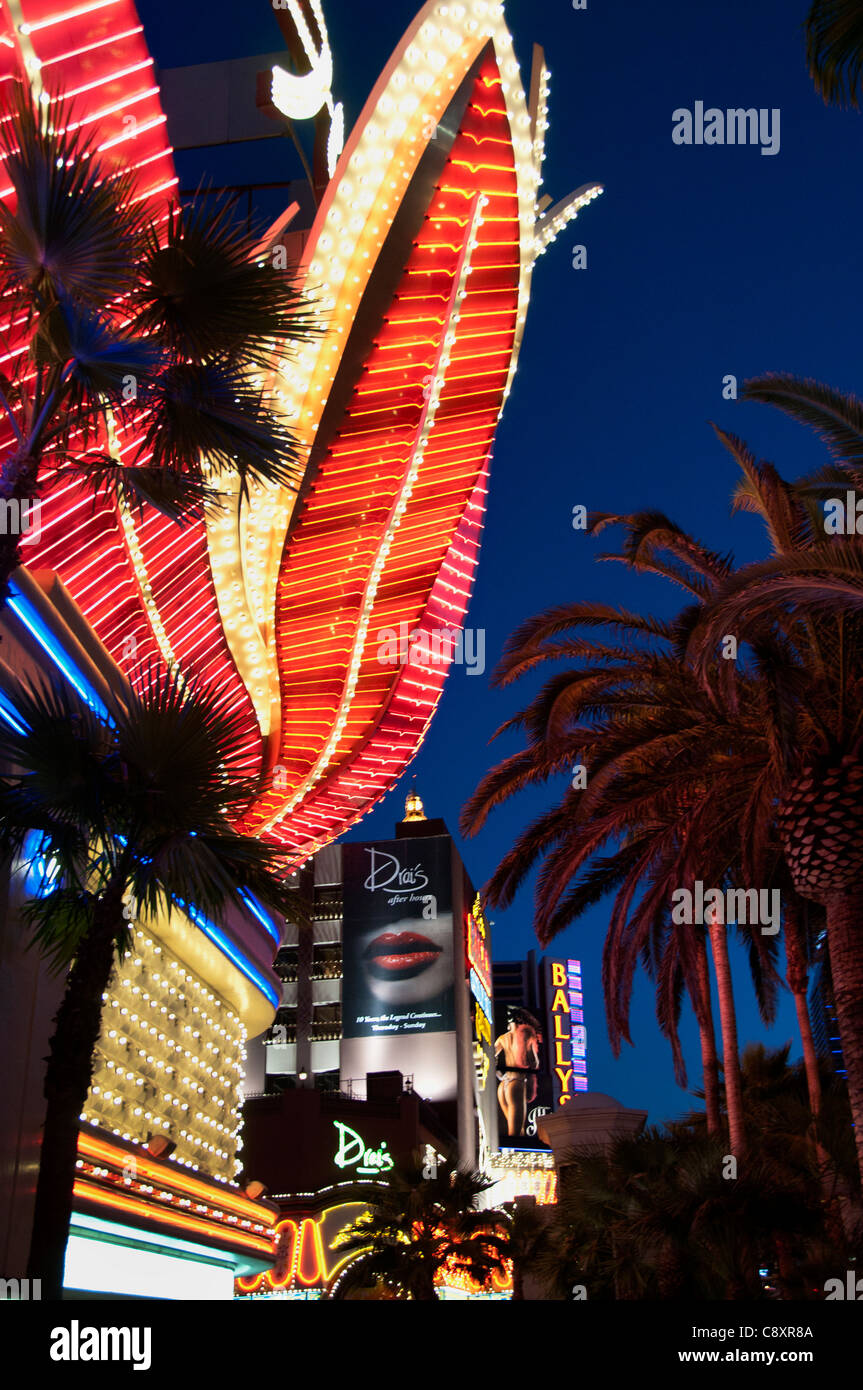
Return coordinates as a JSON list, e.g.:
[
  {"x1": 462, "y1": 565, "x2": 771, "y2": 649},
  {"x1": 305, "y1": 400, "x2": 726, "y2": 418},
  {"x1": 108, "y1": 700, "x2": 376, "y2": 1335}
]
[{"x1": 86, "y1": 928, "x2": 248, "y2": 1178}]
